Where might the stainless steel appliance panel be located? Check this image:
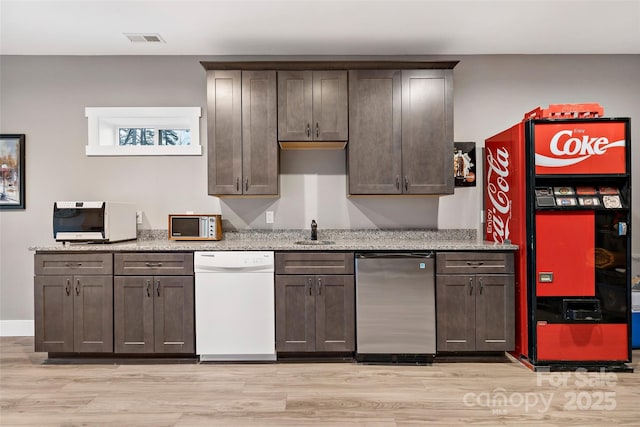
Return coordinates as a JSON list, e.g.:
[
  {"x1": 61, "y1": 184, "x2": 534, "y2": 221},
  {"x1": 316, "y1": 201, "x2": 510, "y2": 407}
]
[{"x1": 356, "y1": 253, "x2": 435, "y2": 354}]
